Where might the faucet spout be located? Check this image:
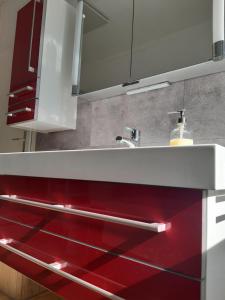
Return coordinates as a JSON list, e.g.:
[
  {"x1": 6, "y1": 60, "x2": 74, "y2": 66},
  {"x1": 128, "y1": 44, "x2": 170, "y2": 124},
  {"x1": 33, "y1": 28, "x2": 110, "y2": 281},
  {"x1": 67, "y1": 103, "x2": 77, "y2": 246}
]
[{"x1": 116, "y1": 136, "x2": 136, "y2": 148}]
